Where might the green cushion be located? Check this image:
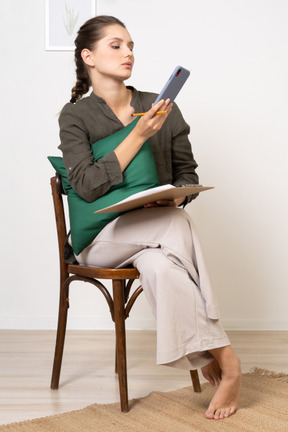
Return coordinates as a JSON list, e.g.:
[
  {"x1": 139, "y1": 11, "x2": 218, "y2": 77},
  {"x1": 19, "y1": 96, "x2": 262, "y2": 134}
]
[{"x1": 48, "y1": 119, "x2": 160, "y2": 255}]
